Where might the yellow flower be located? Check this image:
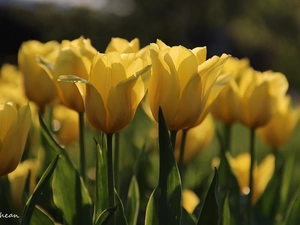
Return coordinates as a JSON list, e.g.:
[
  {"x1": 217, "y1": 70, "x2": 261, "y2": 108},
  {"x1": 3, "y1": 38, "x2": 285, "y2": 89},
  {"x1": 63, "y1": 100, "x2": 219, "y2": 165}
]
[
  {"x1": 175, "y1": 114, "x2": 215, "y2": 164},
  {"x1": 0, "y1": 64, "x2": 28, "y2": 106},
  {"x1": 257, "y1": 95, "x2": 300, "y2": 149},
  {"x1": 0, "y1": 103, "x2": 31, "y2": 177},
  {"x1": 227, "y1": 153, "x2": 274, "y2": 204},
  {"x1": 182, "y1": 189, "x2": 200, "y2": 214},
  {"x1": 148, "y1": 40, "x2": 229, "y2": 131},
  {"x1": 85, "y1": 51, "x2": 151, "y2": 134},
  {"x1": 105, "y1": 37, "x2": 140, "y2": 53},
  {"x1": 53, "y1": 36, "x2": 97, "y2": 112},
  {"x1": 52, "y1": 104, "x2": 79, "y2": 146},
  {"x1": 18, "y1": 40, "x2": 59, "y2": 109},
  {"x1": 8, "y1": 159, "x2": 37, "y2": 211},
  {"x1": 232, "y1": 68, "x2": 288, "y2": 128},
  {"x1": 211, "y1": 57, "x2": 250, "y2": 124}
]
